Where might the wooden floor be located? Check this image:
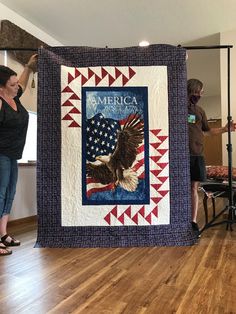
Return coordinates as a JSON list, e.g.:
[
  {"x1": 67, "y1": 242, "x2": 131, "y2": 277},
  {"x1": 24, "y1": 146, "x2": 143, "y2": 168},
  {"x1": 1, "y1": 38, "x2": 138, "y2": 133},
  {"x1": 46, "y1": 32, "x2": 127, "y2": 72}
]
[{"x1": 0, "y1": 197, "x2": 236, "y2": 314}]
